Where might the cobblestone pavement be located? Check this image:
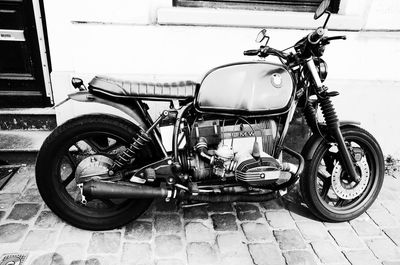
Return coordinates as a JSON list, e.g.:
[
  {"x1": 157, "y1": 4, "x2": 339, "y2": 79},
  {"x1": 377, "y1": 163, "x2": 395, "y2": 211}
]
[{"x1": 0, "y1": 165, "x2": 400, "y2": 265}]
